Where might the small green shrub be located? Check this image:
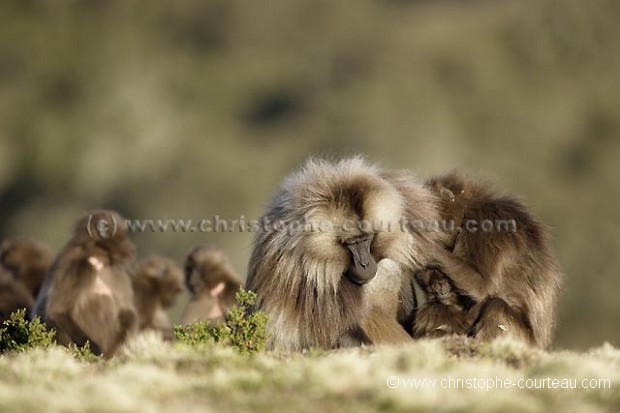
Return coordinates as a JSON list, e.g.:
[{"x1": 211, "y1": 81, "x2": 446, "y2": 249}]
[
  {"x1": 226, "y1": 289, "x2": 269, "y2": 354},
  {"x1": 0, "y1": 309, "x2": 56, "y2": 353},
  {"x1": 175, "y1": 289, "x2": 269, "y2": 355},
  {"x1": 68, "y1": 341, "x2": 101, "y2": 363},
  {"x1": 174, "y1": 321, "x2": 228, "y2": 346}
]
